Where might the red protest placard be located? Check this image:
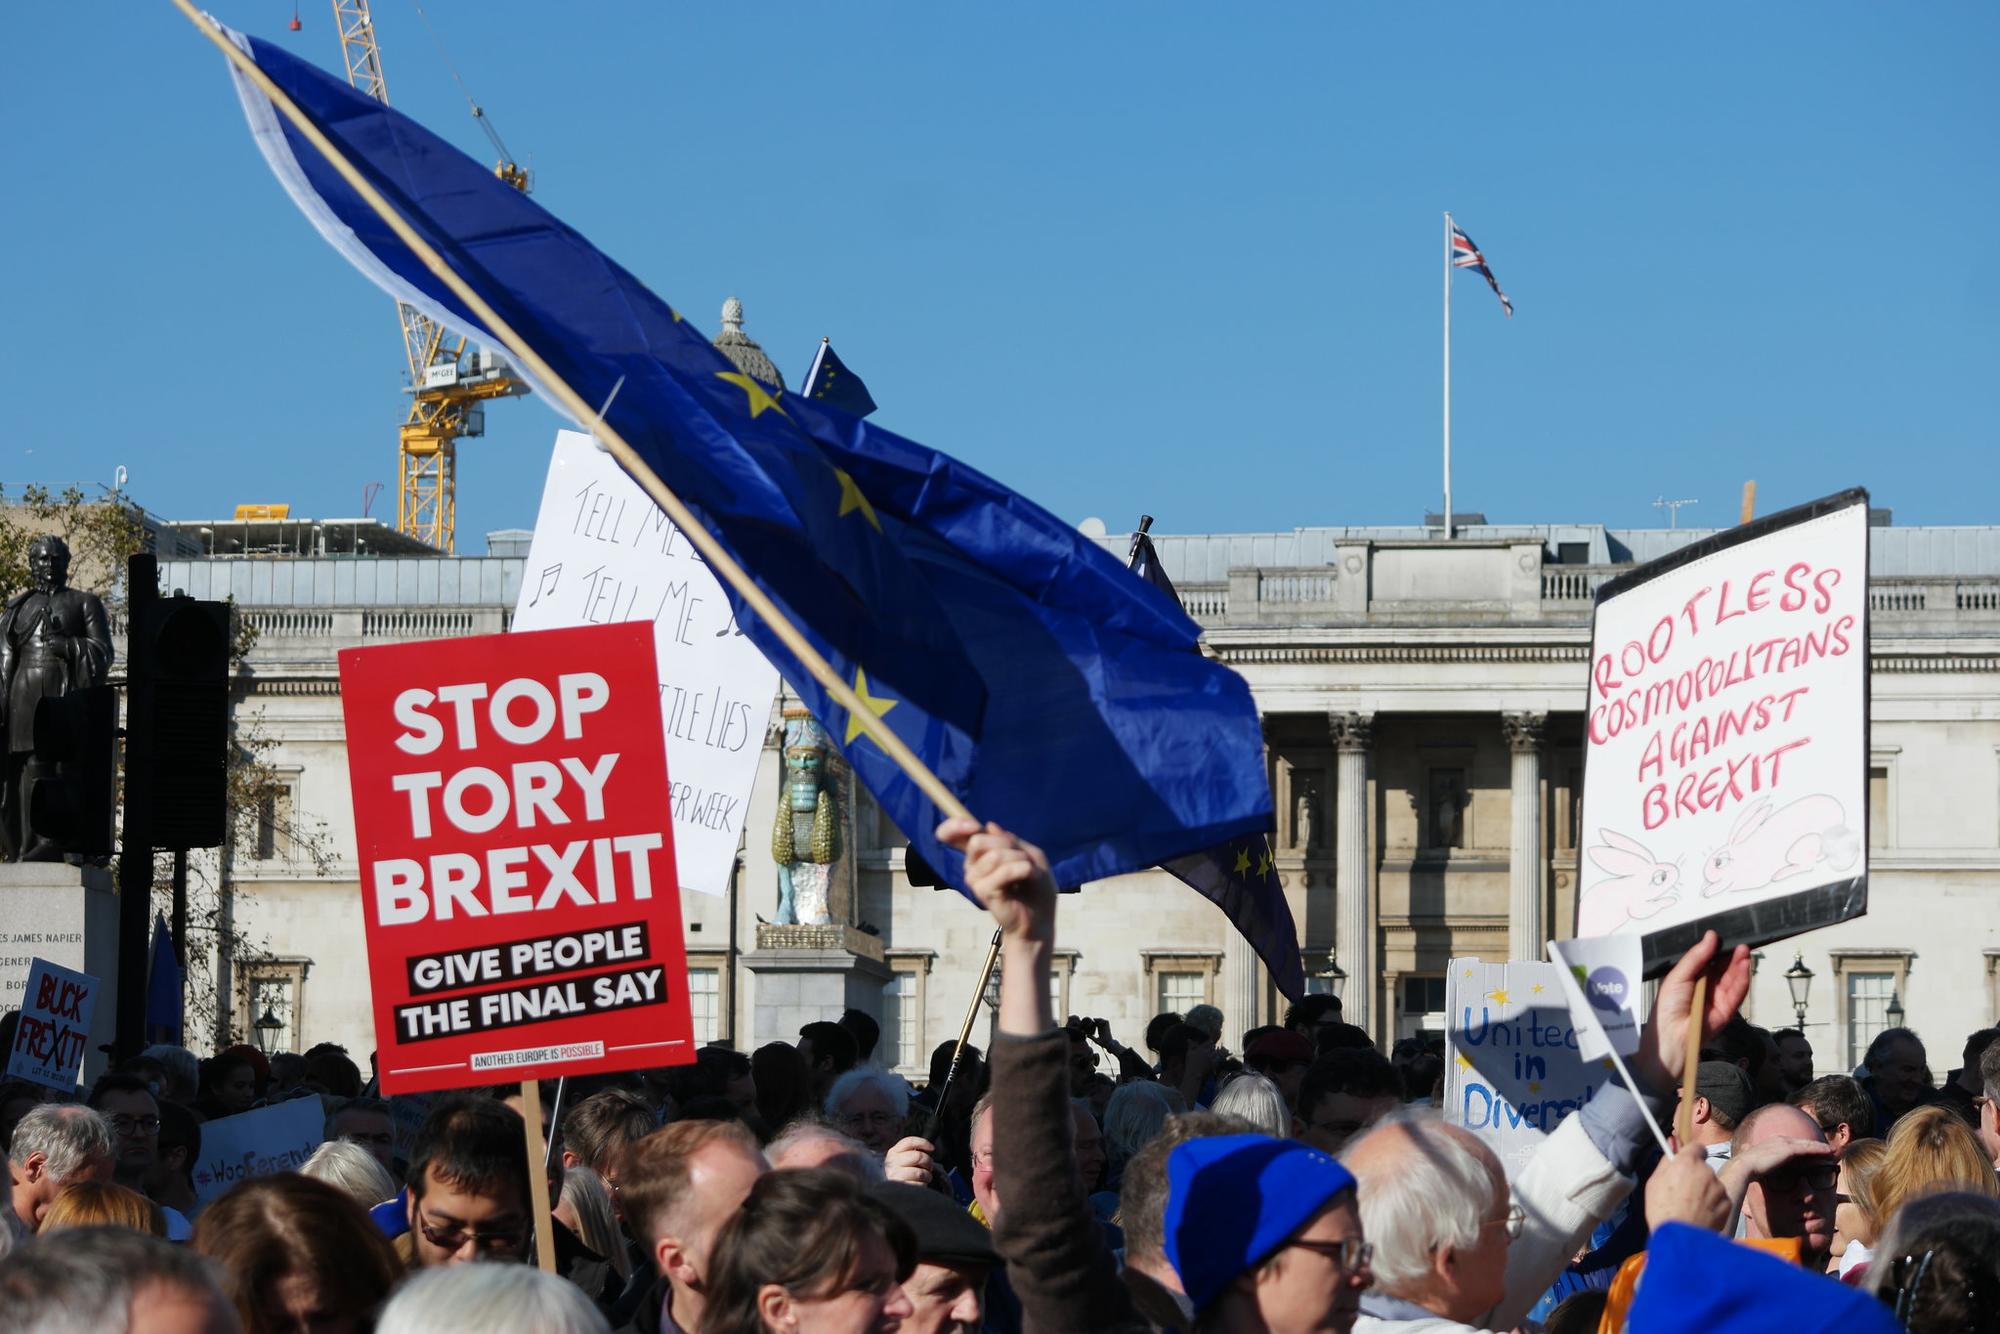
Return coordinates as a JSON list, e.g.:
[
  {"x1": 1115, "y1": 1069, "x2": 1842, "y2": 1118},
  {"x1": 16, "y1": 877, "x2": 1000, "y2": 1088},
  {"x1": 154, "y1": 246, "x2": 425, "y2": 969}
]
[{"x1": 339, "y1": 622, "x2": 695, "y2": 1094}]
